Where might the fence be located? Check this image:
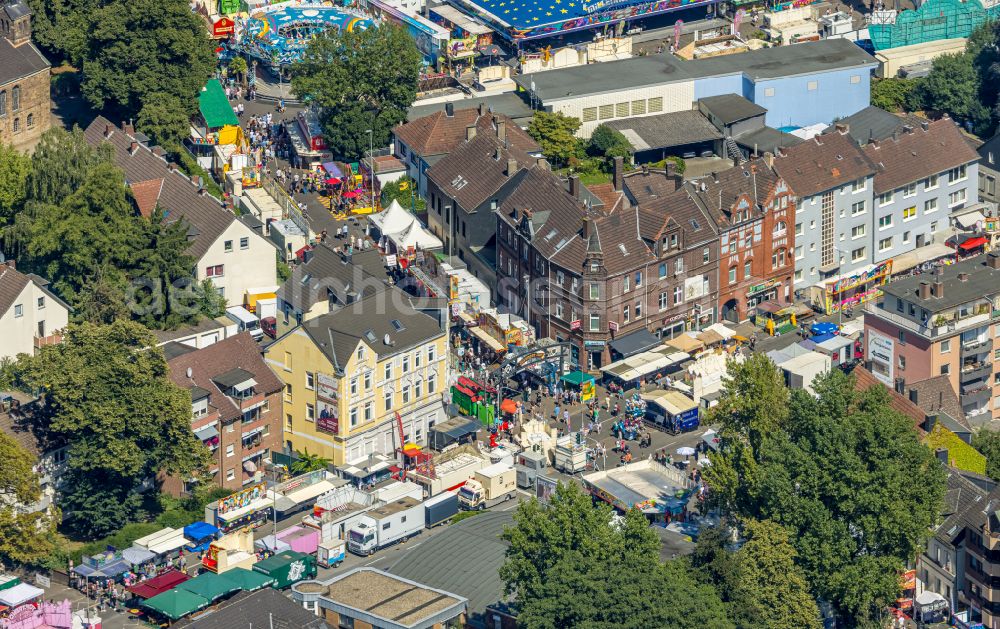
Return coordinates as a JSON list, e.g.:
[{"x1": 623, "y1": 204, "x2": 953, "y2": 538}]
[{"x1": 263, "y1": 176, "x2": 312, "y2": 238}]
